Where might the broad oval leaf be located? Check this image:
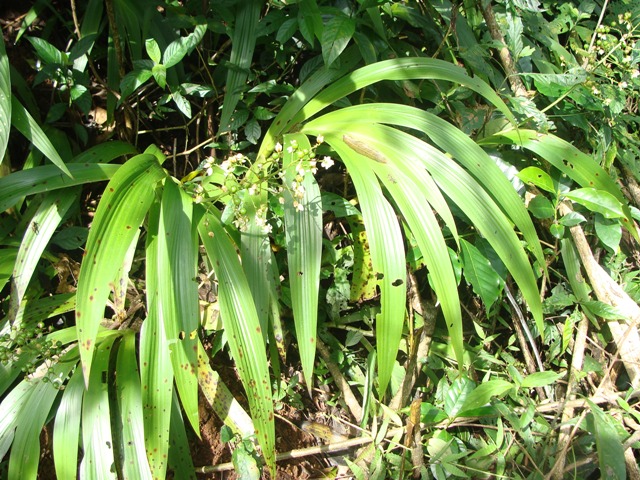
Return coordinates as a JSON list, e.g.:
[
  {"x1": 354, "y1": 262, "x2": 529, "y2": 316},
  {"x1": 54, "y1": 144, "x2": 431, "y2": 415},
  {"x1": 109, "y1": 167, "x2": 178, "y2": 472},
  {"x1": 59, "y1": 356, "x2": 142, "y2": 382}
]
[
  {"x1": 321, "y1": 15, "x2": 355, "y2": 67},
  {"x1": 564, "y1": 187, "x2": 625, "y2": 219},
  {"x1": 456, "y1": 380, "x2": 513, "y2": 418},
  {"x1": 460, "y1": 239, "x2": 502, "y2": 314},
  {"x1": 518, "y1": 166, "x2": 555, "y2": 193}
]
